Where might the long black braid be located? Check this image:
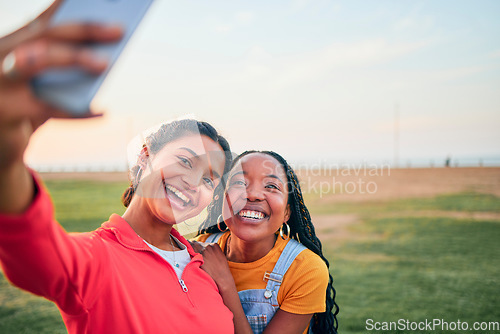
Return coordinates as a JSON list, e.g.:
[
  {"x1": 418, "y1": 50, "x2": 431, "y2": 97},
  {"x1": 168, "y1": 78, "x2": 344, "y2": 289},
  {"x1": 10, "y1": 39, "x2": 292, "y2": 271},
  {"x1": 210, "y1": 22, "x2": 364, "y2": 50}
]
[{"x1": 198, "y1": 150, "x2": 339, "y2": 333}]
